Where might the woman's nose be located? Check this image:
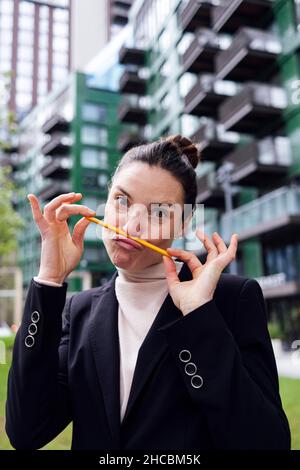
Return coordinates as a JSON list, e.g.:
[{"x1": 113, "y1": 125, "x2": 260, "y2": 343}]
[{"x1": 122, "y1": 215, "x2": 142, "y2": 237}]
